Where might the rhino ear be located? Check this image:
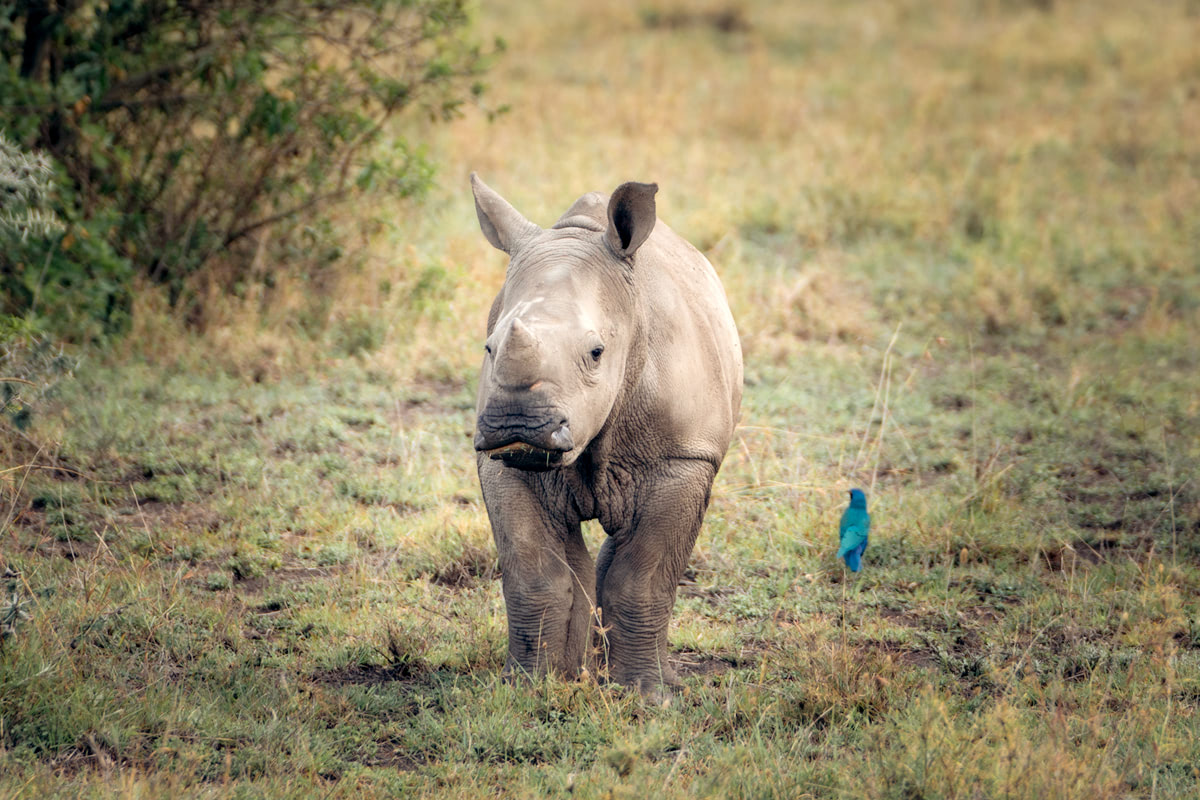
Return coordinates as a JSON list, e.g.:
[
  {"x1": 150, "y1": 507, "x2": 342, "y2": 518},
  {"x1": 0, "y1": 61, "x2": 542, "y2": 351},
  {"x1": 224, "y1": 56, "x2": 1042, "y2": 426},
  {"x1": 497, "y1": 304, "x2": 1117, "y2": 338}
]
[
  {"x1": 605, "y1": 181, "x2": 658, "y2": 259},
  {"x1": 471, "y1": 173, "x2": 540, "y2": 255}
]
